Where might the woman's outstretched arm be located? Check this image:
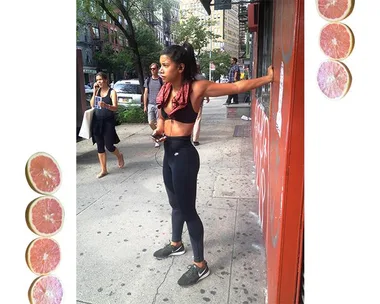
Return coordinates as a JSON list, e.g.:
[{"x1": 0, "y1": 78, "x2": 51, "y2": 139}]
[{"x1": 195, "y1": 66, "x2": 274, "y2": 98}]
